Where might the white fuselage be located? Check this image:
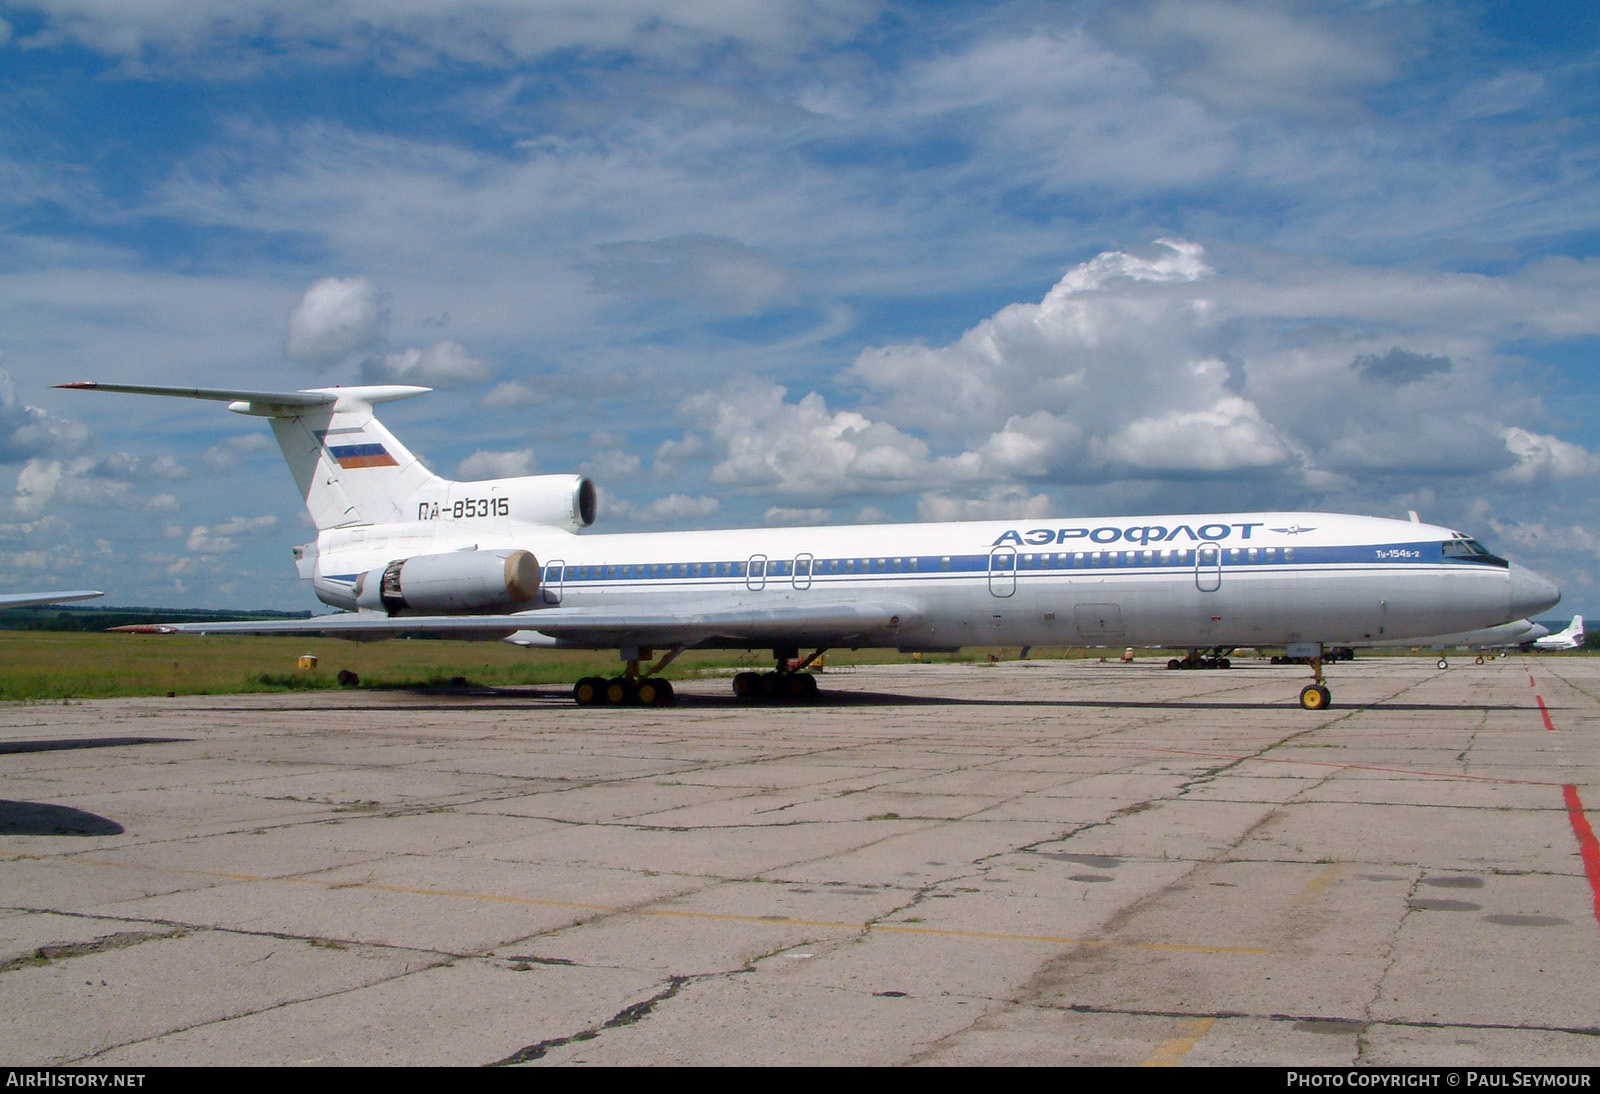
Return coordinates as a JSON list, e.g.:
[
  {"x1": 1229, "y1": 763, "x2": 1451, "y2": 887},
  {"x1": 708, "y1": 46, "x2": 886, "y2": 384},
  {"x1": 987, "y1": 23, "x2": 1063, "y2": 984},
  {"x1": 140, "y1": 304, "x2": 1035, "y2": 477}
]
[{"x1": 306, "y1": 510, "x2": 1557, "y2": 652}]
